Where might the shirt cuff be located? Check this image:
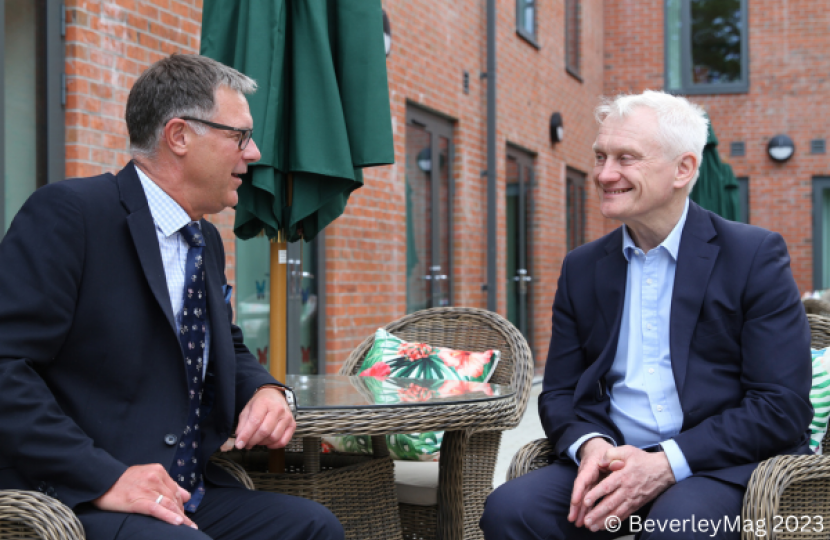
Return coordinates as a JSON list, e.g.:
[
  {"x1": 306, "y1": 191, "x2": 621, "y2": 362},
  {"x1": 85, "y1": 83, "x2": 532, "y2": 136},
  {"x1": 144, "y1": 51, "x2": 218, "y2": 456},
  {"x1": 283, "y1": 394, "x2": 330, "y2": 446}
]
[
  {"x1": 567, "y1": 433, "x2": 617, "y2": 465},
  {"x1": 660, "y1": 439, "x2": 692, "y2": 482}
]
